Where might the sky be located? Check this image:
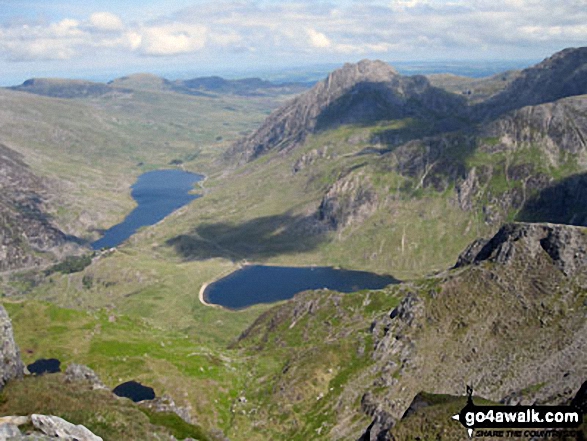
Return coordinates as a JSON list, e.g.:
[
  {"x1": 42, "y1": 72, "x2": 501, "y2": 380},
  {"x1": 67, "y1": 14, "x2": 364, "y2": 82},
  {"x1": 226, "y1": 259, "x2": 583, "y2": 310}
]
[{"x1": 0, "y1": 0, "x2": 586, "y2": 85}]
